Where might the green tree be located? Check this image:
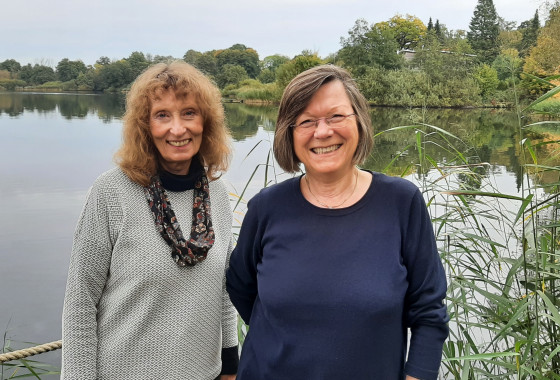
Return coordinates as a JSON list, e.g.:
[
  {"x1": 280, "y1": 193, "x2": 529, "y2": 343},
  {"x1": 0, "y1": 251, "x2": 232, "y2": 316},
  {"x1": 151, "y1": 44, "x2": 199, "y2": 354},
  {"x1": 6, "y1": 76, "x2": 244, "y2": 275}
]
[
  {"x1": 258, "y1": 54, "x2": 289, "y2": 84},
  {"x1": 215, "y1": 64, "x2": 248, "y2": 89},
  {"x1": 518, "y1": 10, "x2": 540, "y2": 57},
  {"x1": 338, "y1": 19, "x2": 403, "y2": 71},
  {"x1": 215, "y1": 45, "x2": 260, "y2": 78},
  {"x1": 96, "y1": 56, "x2": 111, "y2": 66},
  {"x1": 126, "y1": 51, "x2": 150, "y2": 80},
  {"x1": 0, "y1": 59, "x2": 21, "y2": 78},
  {"x1": 19, "y1": 64, "x2": 56, "y2": 85},
  {"x1": 467, "y1": 0, "x2": 500, "y2": 63},
  {"x1": 183, "y1": 49, "x2": 202, "y2": 66},
  {"x1": 523, "y1": 6, "x2": 560, "y2": 77},
  {"x1": 275, "y1": 53, "x2": 323, "y2": 89},
  {"x1": 492, "y1": 48, "x2": 523, "y2": 81},
  {"x1": 412, "y1": 33, "x2": 476, "y2": 84},
  {"x1": 375, "y1": 14, "x2": 427, "y2": 50},
  {"x1": 93, "y1": 60, "x2": 133, "y2": 91},
  {"x1": 473, "y1": 64, "x2": 499, "y2": 99},
  {"x1": 56, "y1": 58, "x2": 87, "y2": 82},
  {"x1": 196, "y1": 52, "x2": 218, "y2": 77}
]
